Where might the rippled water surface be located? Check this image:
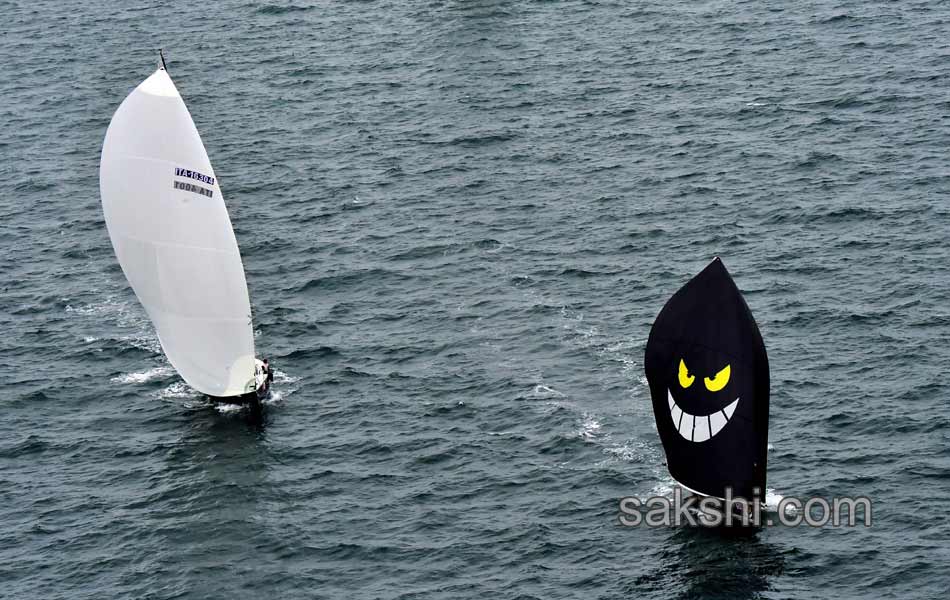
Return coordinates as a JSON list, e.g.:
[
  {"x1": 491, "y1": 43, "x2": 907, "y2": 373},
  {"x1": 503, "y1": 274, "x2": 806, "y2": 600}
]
[{"x1": 3, "y1": 1, "x2": 950, "y2": 598}]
